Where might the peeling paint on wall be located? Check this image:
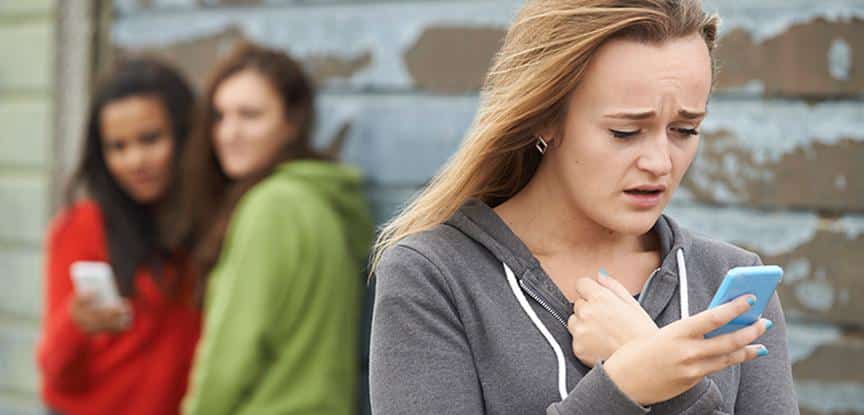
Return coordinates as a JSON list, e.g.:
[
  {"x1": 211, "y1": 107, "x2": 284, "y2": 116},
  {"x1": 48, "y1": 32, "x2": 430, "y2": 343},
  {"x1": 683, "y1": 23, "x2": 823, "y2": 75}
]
[
  {"x1": 702, "y1": 101, "x2": 864, "y2": 164},
  {"x1": 835, "y1": 175, "x2": 848, "y2": 190},
  {"x1": 720, "y1": 80, "x2": 767, "y2": 95},
  {"x1": 112, "y1": 2, "x2": 521, "y2": 90},
  {"x1": 314, "y1": 94, "x2": 480, "y2": 185},
  {"x1": 829, "y1": 37, "x2": 853, "y2": 81},
  {"x1": 786, "y1": 323, "x2": 842, "y2": 363},
  {"x1": 830, "y1": 216, "x2": 864, "y2": 240},
  {"x1": 714, "y1": 18, "x2": 864, "y2": 97},
  {"x1": 685, "y1": 134, "x2": 863, "y2": 210},
  {"x1": 112, "y1": 1, "x2": 864, "y2": 92},
  {"x1": 797, "y1": 381, "x2": 864, "y2": 413},
  {"x1": 682, "y1": 98, "x2": 864, "y2": 209},
  {"x1": 404, "y1": 27, "x2": 505, "y2": 93},
  {"x1": 665, "y1": 204, "x2": 821, "y2": 257},
  {"x1": 703, "y1": 0, "x2": 864, "y2": 43},
  {"x1": 784, "y1": 258, "x2": 812, "y2": 283},
  {"x1": 795, "y1": 281, "x2": 836, "y2": 312},
  {"x1": 305, "y1": 51, "x2": 373, "y2": 84}
]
